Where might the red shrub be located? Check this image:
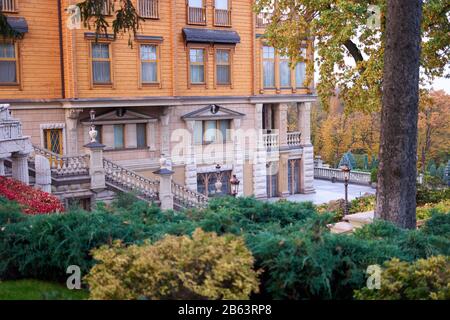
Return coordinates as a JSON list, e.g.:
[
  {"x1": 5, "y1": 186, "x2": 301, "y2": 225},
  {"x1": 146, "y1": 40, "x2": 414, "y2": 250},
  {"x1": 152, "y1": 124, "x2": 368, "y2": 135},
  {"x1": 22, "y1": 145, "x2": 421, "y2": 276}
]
[{"x1": 0, "y1": 176, "x2": 64, "y2": 214}]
